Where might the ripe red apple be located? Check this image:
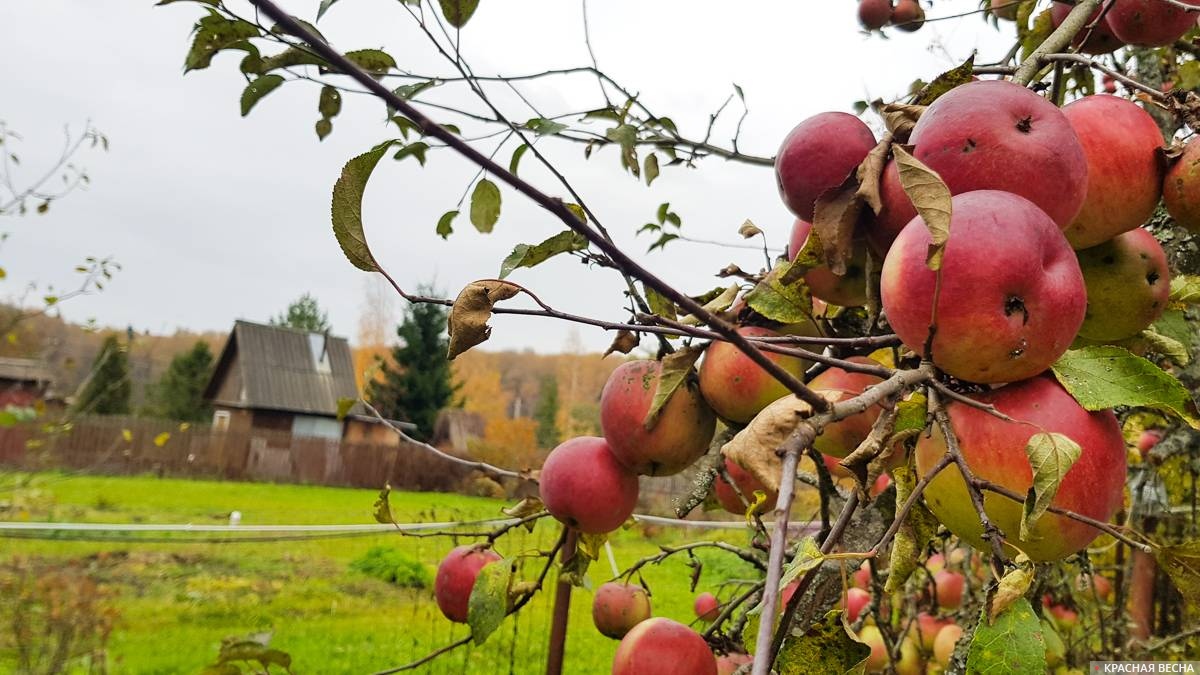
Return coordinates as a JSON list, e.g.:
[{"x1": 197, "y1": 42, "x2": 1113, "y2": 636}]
[
  {"x1": 881, "y1": 190, "x2": 1086, "y2": 383},
  {"x1": 933, "y1": 570, "x2": 965, "y2": 610},
  {"x1": 613, "y1": 617, "x2": 717, "y2": 675},
  {"x1": 694, "y1": 592, "x2": 721, "y2": 622},
  {"x1": 434, "y1": 545, "x2": 503, "y2": 623},
  {"x1": 989, "y1": 0, "x2": 1019, "y2": 20},
  {"x1": 915, "y1": 375, "x2": 1127, "y2": 561},
  {"x1": 1076, "y1": 227, "x2": 1170, "y2": 341},
  {"x1": 776, "y1": 112, "x2": 877, "y2": 221},
  {"x1": 932, "y1": 624, "x2": 962, "y2": 666},
  {"x1": 714, "y1": 457, "x2": 777, "y2": 515},
  {"x1": 592, "y1": 582, "x2": 652, "y2": 639},
  {"x1": 781, "y1": 579, "x2": 800, "y2": 607},
  {"x1": 925, "y1": 553, "x2": 946, "y2": 575},
  {"x1": 858, "y1": 0, "x2": 894, "y2": 30},
  {"x1": 715, "y1": 652, "x2": 753, "y2": 675},
  {"x1": 822, "y1": 453, "x2": 853, "y2": 479},
  {"x1": 807, "y1": 357, "x2": 886, "y2": 458},
  {"x1": 1105, "y1": 0, "x2": 1200, "y2": 46},
  {"x1": 539, "y1": 436, "x2": 639, "y2": 534},
  {"x1": 1075, "y1": 573, "x2": 1114, "y2": 602},
  {"x1": 1061, "y1": 96, "x2": 1165, "y2": 249},
  {"x1": 788, "y1": 219, "x2": 871, "y2": 307},
  {"x1": 891, "y1": 0, "x2": 925, "y2": 31},
  {"x1": 1103, "y1": 74, "x2": 1118, "y2": 94},
  {"x1": 1047, "y1": 602, "x2": 1079, "y2": 629},
  {"x1": 853, "y1": 561, "x2": 873, "y2": 589},
  {"x1": 1163, "y1": 136, "x2": 1200, "y2": 233},
  {"x1": 915, "y1": 612, "x2": 949, "y2": 651},
  {"x1": 1138, "y1": 429, "x2": 1163, "y2": 456},
  {"x1": 698, "y1": 326, "x2": 811, "y2": 424},
  {"x1": 1050, "y1": 1, "x2": 1125, "y2": 54},
  {"x1": 600, "y1": 359, "x2": 716, "y2": 476},
  {"x1": 845, "y1": 587, "x2": 871, "y2": 622}
]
